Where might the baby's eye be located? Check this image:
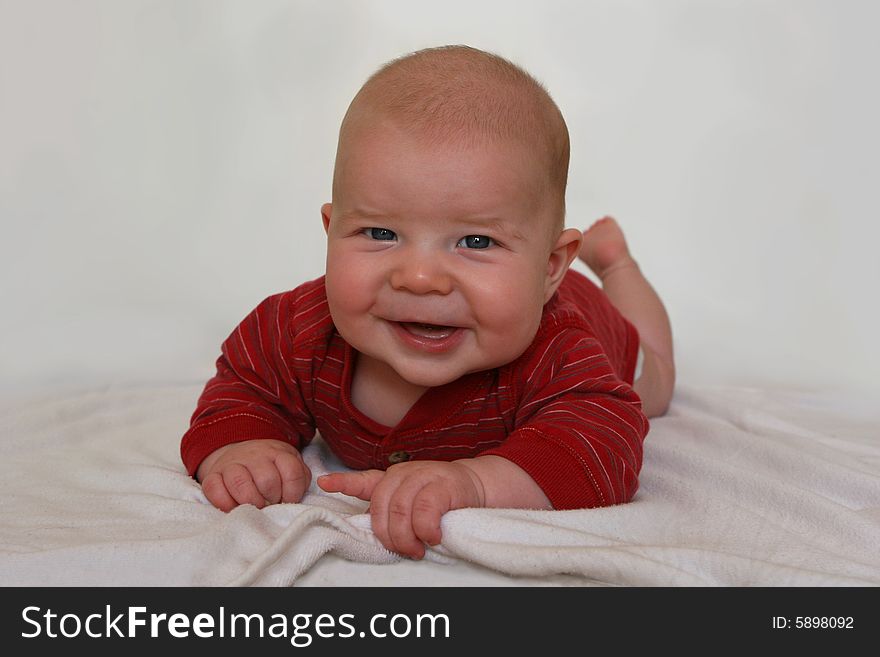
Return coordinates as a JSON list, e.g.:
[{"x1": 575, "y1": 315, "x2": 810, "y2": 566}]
[
  {"x1": 457, "y1": 235, "x2": 494, "y2": 249},
  {"x1": 366, "y1": 227, "x2": 397, "y2": 241}
]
